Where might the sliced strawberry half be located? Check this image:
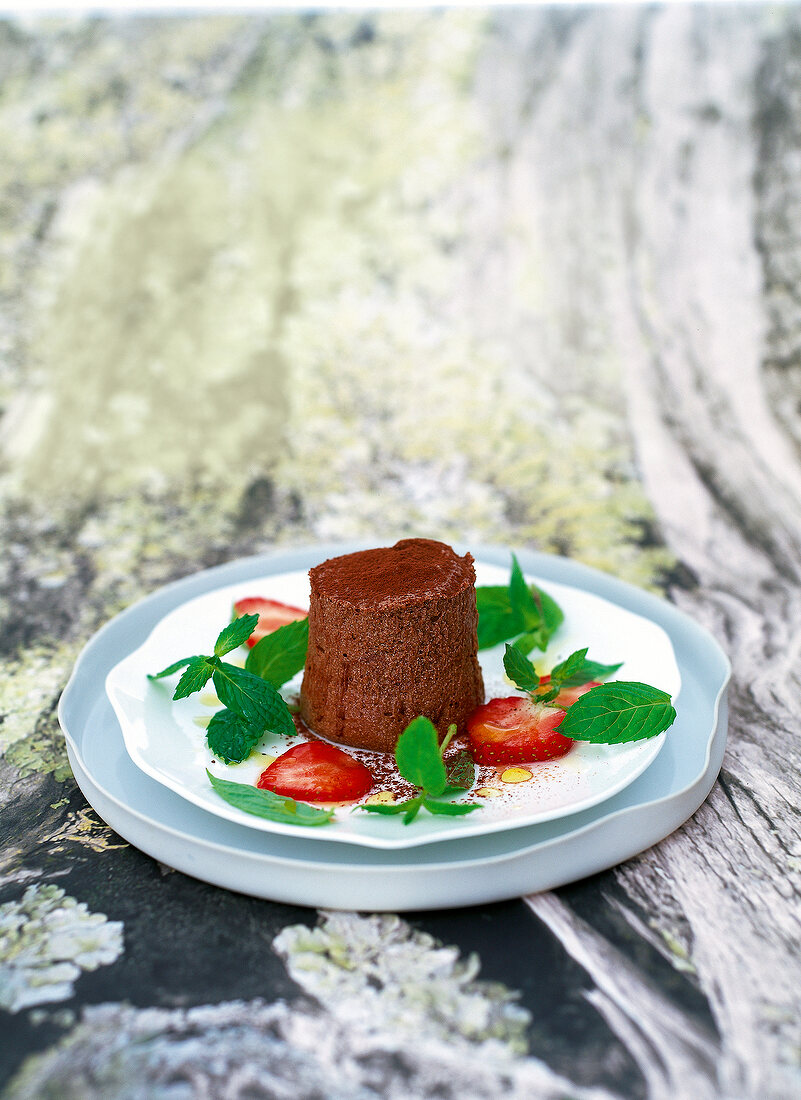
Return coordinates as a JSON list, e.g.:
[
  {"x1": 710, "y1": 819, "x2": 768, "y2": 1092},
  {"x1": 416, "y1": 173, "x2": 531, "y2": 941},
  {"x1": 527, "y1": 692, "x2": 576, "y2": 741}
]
[
  {"x1": 257, "y1": 742, "x2": 374, "y2": 803},
  {"x1": 232, "y1": 596, "x2": 307, "y2": 648},
  {"x1": 467, "y1": 696, "x2": 572, "y2": 766}
]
